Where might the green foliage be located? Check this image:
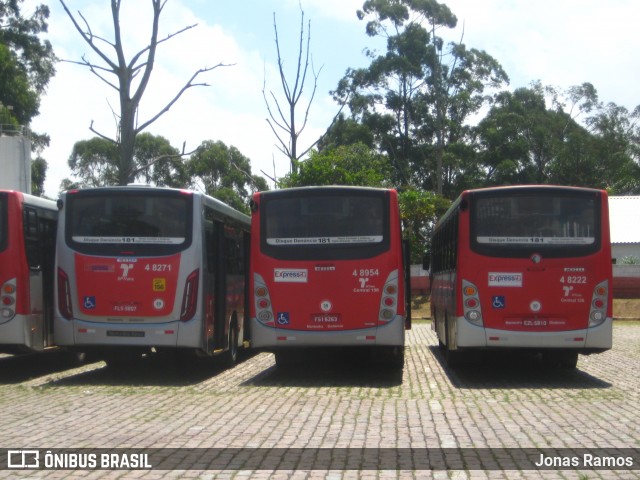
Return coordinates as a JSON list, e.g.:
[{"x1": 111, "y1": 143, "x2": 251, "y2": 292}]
[
  {"x1": 66, "y1": 133, "x2": 185, "y2": 190},
  {"x1": 30, "y1": 156, "x2": 46, "y2": 196},
  {"x1": 335, "y1": 0, "x2": 508, "y2": 195},
  {"x1": 398, "y1": 188, "x2": 450, "y2": 262},
  {"x1": 0, "y1": 1, "x2": 55, "y2": 125},
  {"x1": 280, "y1": 143, "x2": 391, "y2": 188},
  {"x1": 0, "y1": 43, "x2": 38, "y2": 124},
  {"x1": 475, "y1": 82, "x2": 640, "y2": 193},
  {"x1": 185, "y1": 140, "x2": 268, "y2": 214}
]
